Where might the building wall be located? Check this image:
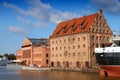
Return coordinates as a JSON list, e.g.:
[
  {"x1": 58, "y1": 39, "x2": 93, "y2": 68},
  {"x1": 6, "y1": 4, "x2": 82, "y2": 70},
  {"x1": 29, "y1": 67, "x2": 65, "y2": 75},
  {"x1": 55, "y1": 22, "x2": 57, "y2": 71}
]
[
  {"x1": 21, "y1": 45, "x2": 32, "y2": 66},
  {"x1": 33, "y1": 45, "x2": 50, "y2": 67},
  {"x1": 16, "y1": 38, "x2": 50, "y2": 67},
  {"x1": 50, "y1": 10, "x2": 112, "y2": 69},
  {"x1": 16, "y1": 49, "x2": 22, "y2": 60},
  {"x1": 50, "y1": 33, "x2": 91, "y2": 69}
]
